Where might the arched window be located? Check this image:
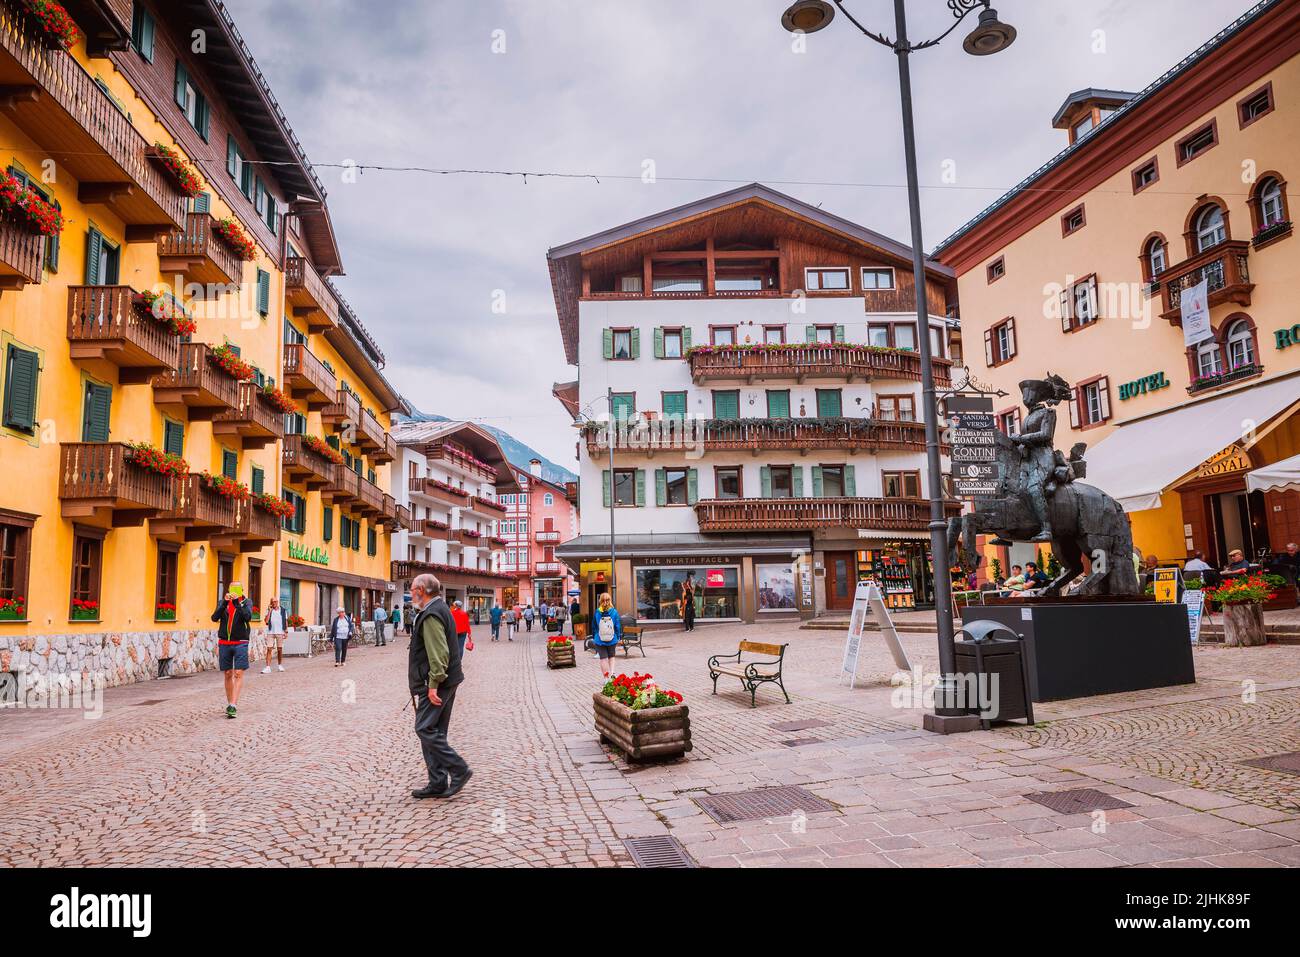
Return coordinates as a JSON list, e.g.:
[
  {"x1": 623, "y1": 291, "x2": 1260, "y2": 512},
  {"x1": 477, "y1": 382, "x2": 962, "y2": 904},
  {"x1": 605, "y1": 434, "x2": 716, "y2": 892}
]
[
  {"x1": 1144, "y1": 235, "x2": 1167, "y2": 279},
  {"x1": 543, "y1": 493, "x2": 554, "y2": 506},
  {"x1": 1258, "y1": 177, "x2": 1285, "y2": 228},
  {"x1": 1196, "y1": 339, "x2": 1223, "y2": 378},
  {"x1": 1195, "y1": 205, "x2": 1226, "y2": 252},
  {"x1": 1226, "y1": 318, "x2": 1255, "y2": 370}
]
